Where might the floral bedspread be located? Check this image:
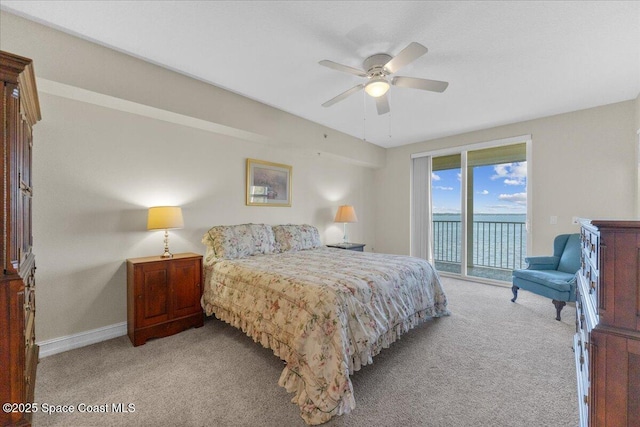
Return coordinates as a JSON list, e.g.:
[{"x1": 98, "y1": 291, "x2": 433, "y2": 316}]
[{"x1": 201, "y1": 247, "x2": 449, "y2": 425}]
